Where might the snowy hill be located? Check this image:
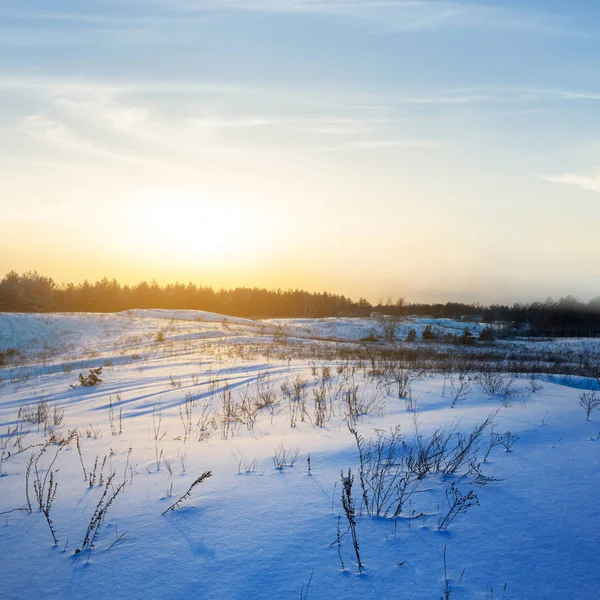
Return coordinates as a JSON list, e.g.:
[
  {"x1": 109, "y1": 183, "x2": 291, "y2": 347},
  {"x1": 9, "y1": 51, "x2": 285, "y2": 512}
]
[{"x1": 0, "y1": 311, "x2": 599, "y2": 598}]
